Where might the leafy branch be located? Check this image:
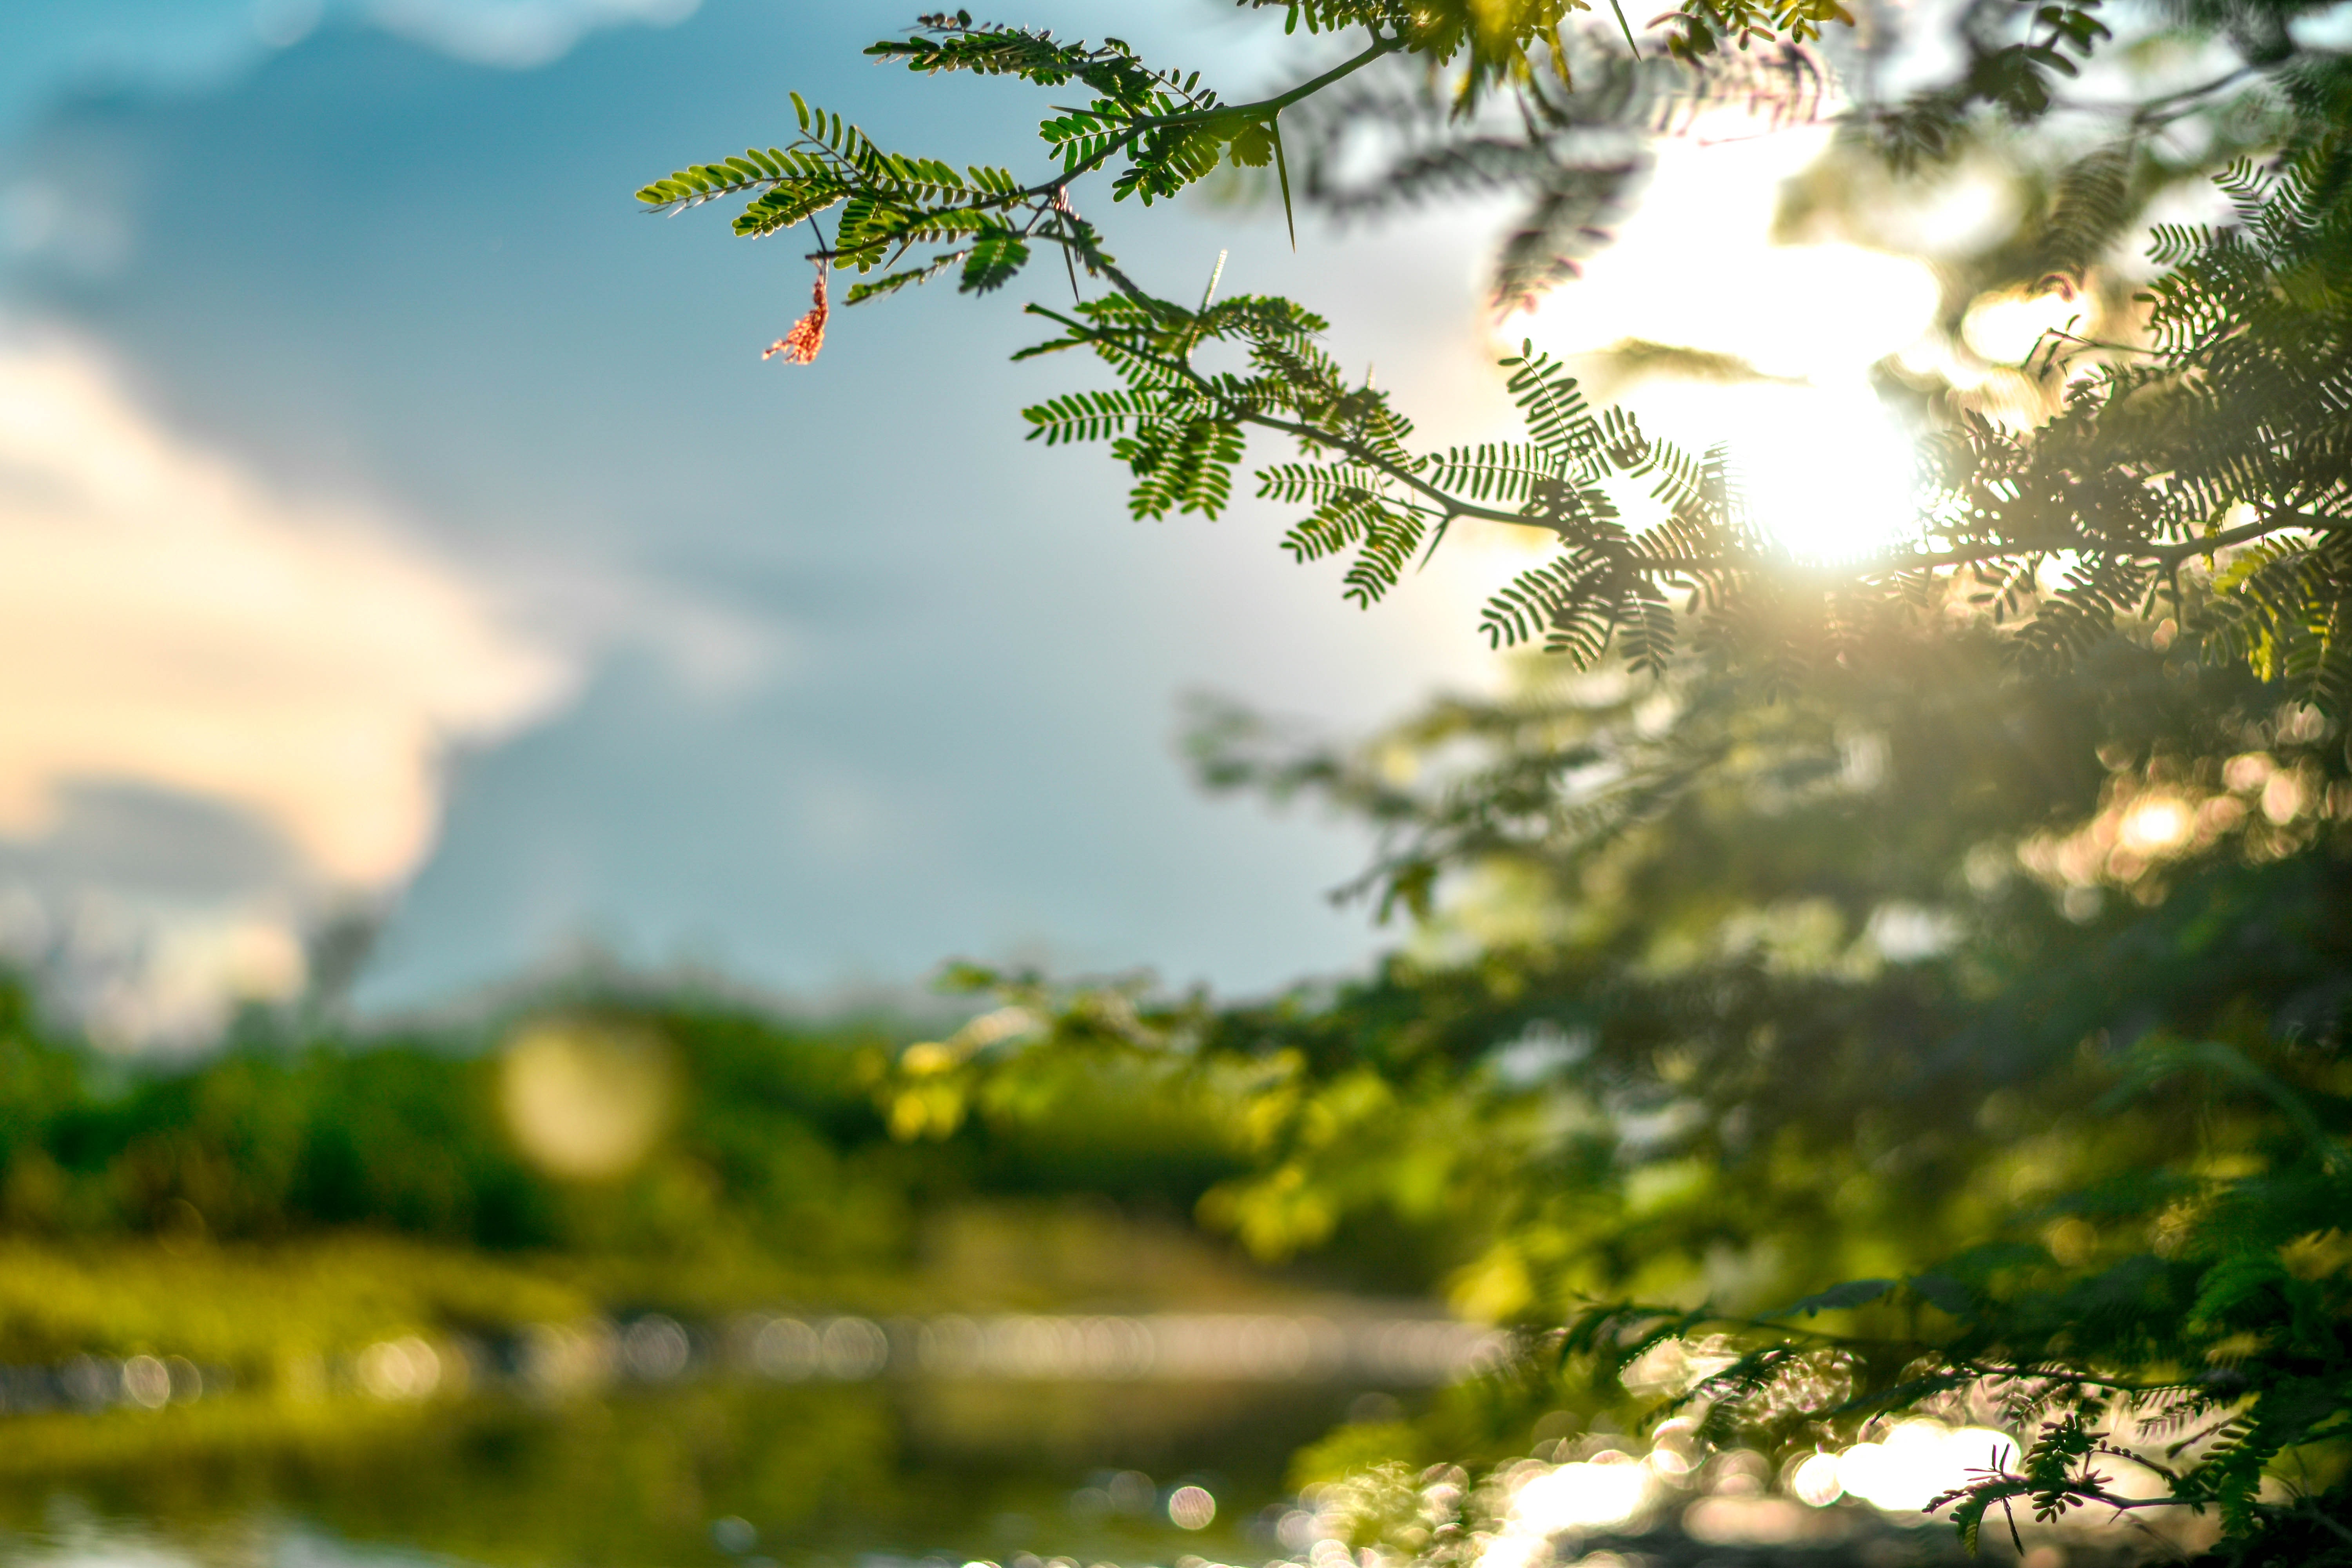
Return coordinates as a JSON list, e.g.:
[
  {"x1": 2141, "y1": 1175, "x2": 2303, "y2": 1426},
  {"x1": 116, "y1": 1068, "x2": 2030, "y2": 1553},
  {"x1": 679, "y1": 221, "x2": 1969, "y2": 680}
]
[
  {"x1": 641, "y1": 11, "x2": 2352, "y2": 702},
  {"x1": 1547, "y1": 1030, "x2": 2352, "y2": 1559}
]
